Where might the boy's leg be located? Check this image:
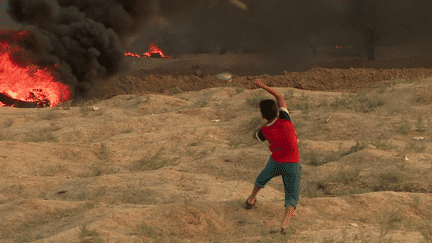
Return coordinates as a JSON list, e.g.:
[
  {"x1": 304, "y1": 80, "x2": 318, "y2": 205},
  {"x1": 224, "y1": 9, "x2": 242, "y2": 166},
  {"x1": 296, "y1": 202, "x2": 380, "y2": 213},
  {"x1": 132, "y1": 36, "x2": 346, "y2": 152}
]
[
  {"x1": 248, "y1": 156, "x2": 279, "y2": 204},
  {"x1": 281, "y1": 206, "x2": 295, "y2": 230},
  {"x1": 247, "y1": 185, "x2": 261, "y2": 204},
  {"x1": 280, "y1": 163, "x2": 302, "y2": 231}
]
